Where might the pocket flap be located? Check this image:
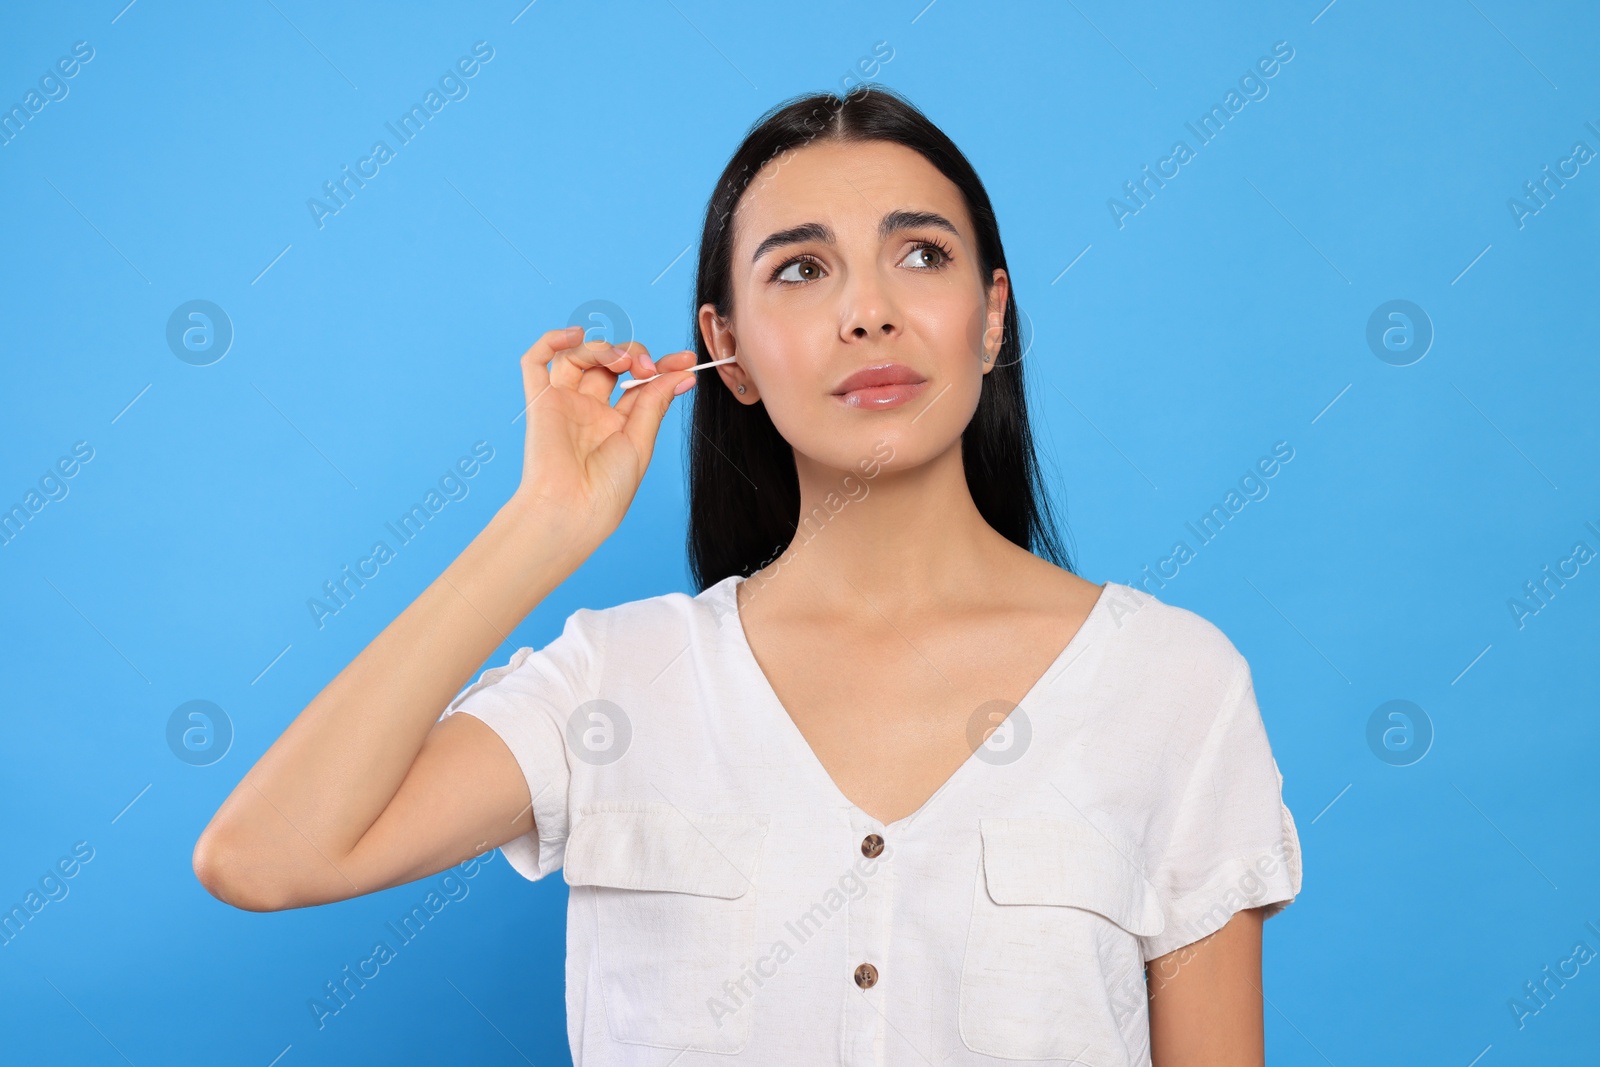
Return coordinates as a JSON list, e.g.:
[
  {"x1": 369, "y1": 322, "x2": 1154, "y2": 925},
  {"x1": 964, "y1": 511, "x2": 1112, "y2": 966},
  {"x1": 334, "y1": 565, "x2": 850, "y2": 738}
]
[
  {"x1": 564, "y1": 805, "x2": 769, "y2": 899},
  {"x1": 978, "y1": 817, "x2": 1166, "y2": 937}
]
